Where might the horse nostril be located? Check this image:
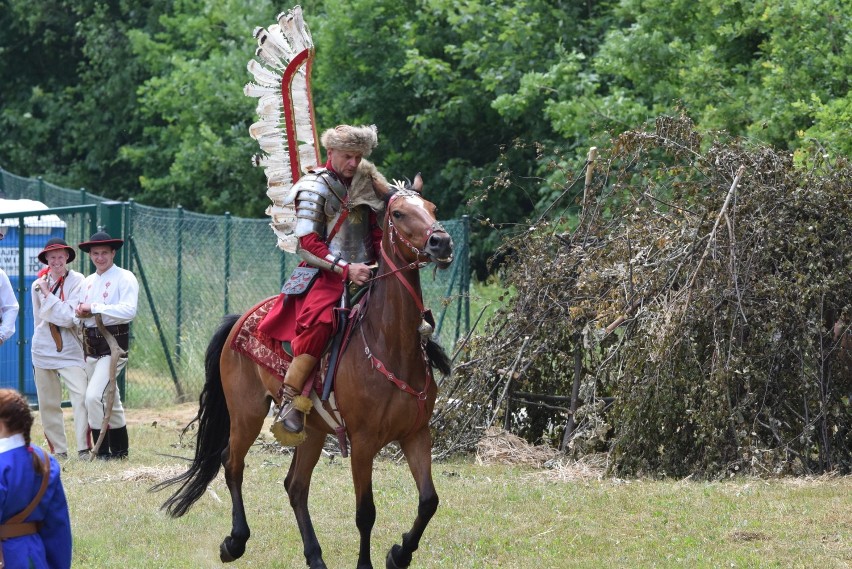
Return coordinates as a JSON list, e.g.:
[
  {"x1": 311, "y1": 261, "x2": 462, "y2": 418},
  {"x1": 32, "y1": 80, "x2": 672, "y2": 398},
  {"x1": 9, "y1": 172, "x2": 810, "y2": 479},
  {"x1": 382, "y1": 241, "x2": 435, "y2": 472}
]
[{"x1": 427, "y1": 234, "x2": 454, "y2": 261}]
